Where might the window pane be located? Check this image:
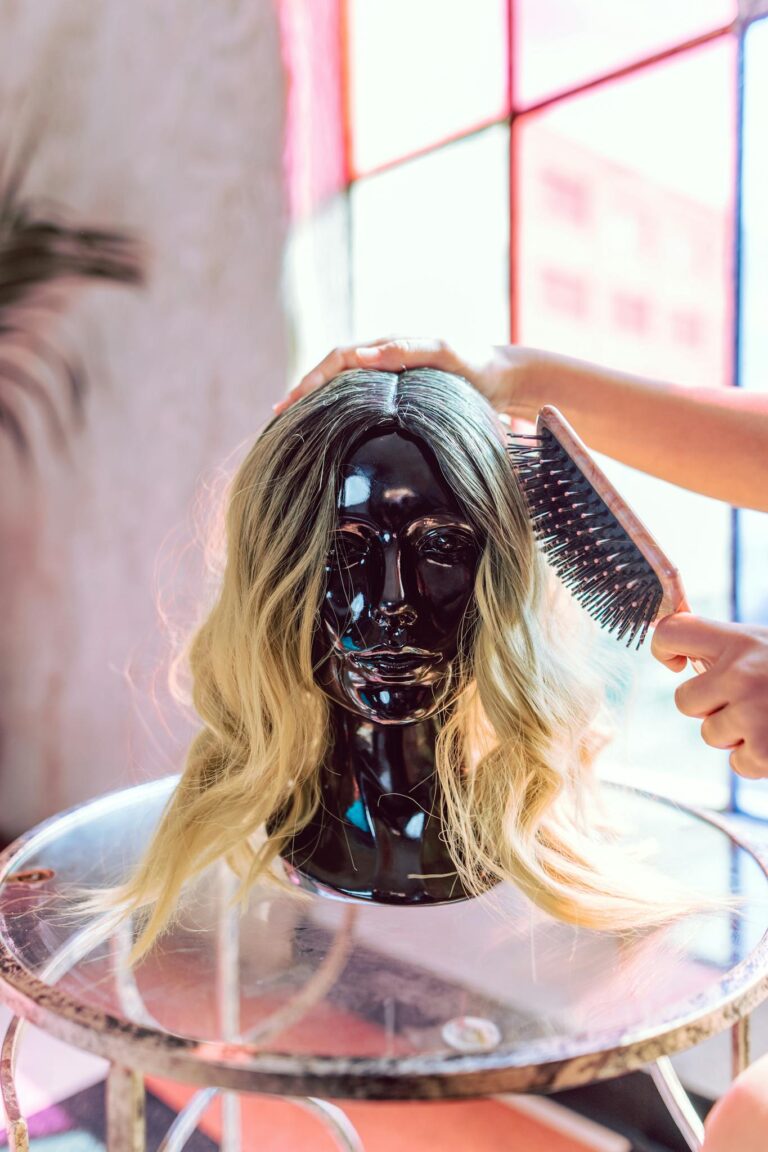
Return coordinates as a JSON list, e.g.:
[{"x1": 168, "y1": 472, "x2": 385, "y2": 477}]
[
  {"x1": 514, "y1": 0, "x2": 735, "y2": 107},
  {"x1": 516, "y1": 42, "x2": 736, "y2": 807},
  {"x1": 352, "y1": 125, "x2": 509, "y2": 345},
  {"x1": 734, "y1": 16, "x2": 768, "y2": 817},
  {"x1": 285, "y1": 193, "x2": 352, "y2": 379},
  {"x1": 348, "y1": 0, "x2": 508, "y2": 175}
]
